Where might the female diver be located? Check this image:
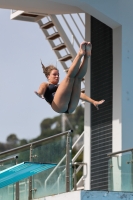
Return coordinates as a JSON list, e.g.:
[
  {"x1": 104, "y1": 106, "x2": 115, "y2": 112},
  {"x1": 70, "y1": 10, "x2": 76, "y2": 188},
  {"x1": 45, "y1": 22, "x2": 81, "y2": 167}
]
[{"x1": 35, "y1": 41, "x2": 105, "y2": 113}]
